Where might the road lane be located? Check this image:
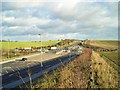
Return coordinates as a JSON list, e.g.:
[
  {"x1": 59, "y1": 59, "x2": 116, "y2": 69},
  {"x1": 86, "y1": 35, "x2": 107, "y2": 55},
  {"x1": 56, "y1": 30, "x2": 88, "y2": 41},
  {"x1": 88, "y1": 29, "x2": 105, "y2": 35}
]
[
  {"x1": 2, "y1": 53, "x2": 75, "y2": 87},
  {"x1": 2, "y1": 43, "x2": 82, "y2": 89},
  {"x1": 2, "y1": 52, "x2": 68, "y2": 75},
  {"x1": 2, "y1": 55, "x2": 77, "y2": 89}
]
